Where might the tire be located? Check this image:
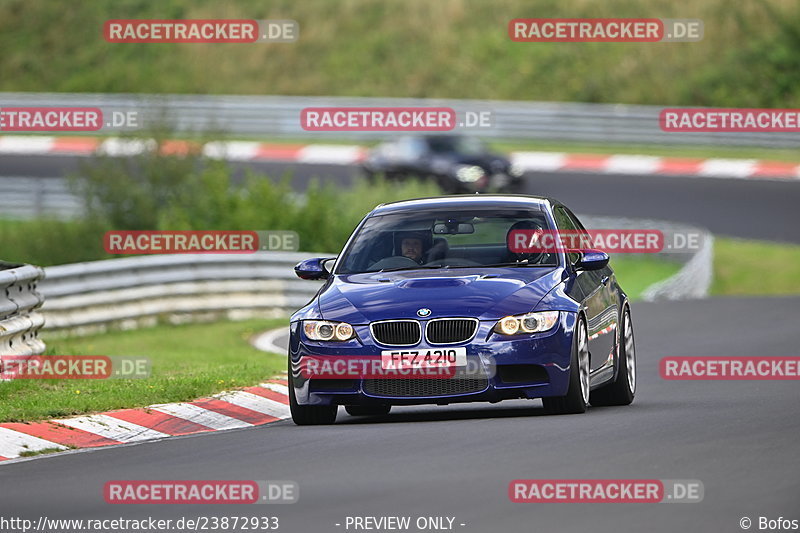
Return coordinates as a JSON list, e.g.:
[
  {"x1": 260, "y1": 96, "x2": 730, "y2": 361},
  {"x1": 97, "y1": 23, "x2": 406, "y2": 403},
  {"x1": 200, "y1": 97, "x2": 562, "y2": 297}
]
[
  {"x1": 345, "y1": 405, "x2": 392, "y2": 417},
  {"x1": 542, "y1": 315, "x2": 590, "y2": 415},
  {"x1": 590, "y1": 306, "x2": 636, "y2": 406},
  {"x1": 288, "y1": 363, "x2": 338, "y2": 426}
]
